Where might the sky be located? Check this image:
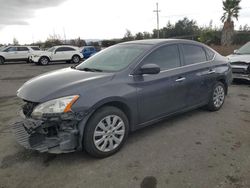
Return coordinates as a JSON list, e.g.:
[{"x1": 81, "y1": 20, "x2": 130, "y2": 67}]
[{"x1": 0, "y1": 0, "x2": 249, "y2": 44}]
